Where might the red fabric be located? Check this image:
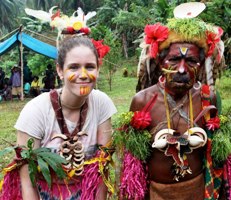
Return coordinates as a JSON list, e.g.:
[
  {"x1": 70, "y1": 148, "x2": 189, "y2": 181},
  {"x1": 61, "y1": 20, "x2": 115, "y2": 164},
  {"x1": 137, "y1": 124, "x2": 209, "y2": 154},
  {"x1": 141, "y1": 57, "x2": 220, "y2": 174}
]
[{"x1": 0, "y1": 169, "x2": 22, "y2": 200}]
